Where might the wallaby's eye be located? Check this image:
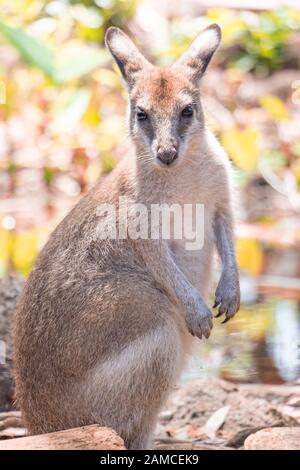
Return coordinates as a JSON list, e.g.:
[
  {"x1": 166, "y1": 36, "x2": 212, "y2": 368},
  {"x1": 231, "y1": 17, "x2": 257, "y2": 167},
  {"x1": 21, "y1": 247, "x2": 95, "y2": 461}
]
[
  {"x1": 136, "y1": 108, "x2": 148, "y2": 121},
  {"x1": 181, "y1": 105, "x2": 193, "y2": 117}
]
